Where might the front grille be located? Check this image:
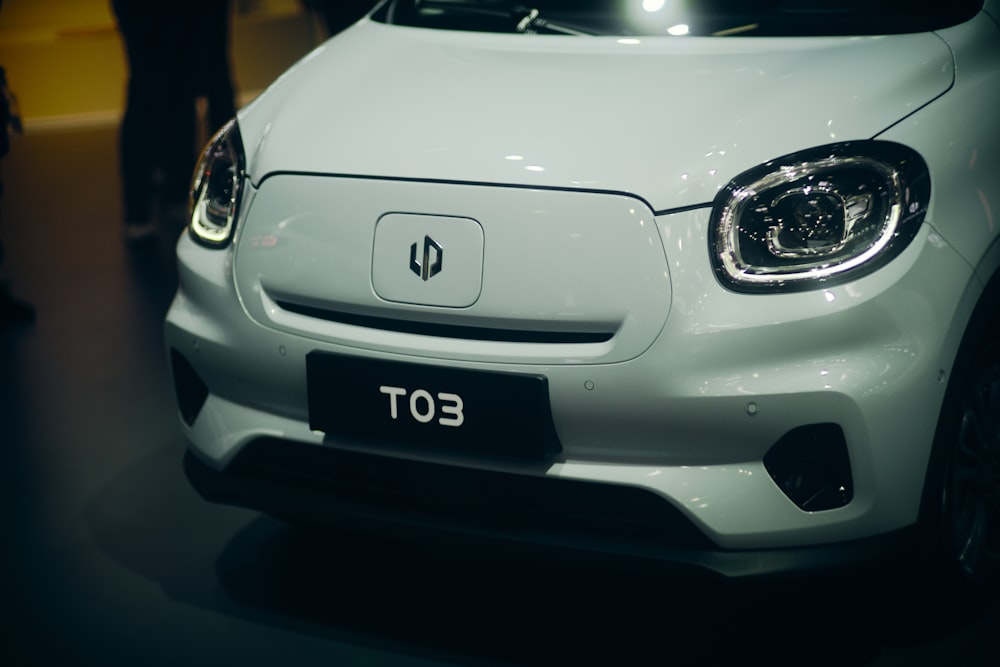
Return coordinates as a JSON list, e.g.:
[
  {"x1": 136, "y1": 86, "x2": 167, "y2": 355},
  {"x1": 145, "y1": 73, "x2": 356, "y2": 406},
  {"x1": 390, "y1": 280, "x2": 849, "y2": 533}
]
[
  {"x1": 275, "y1": 299, "x2": 616, "y2": 344},
  {"x1": 226, "y1": 438, "x2": 715, "y2": 551}
]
